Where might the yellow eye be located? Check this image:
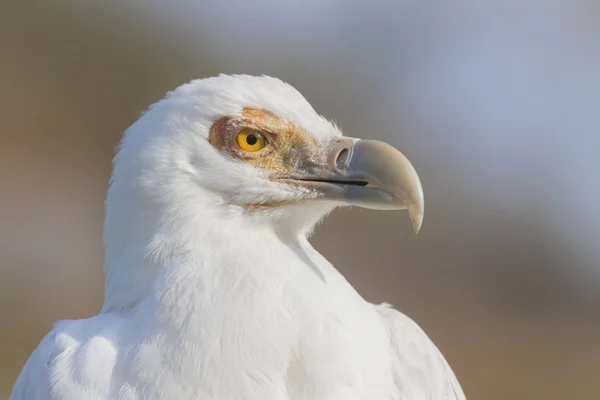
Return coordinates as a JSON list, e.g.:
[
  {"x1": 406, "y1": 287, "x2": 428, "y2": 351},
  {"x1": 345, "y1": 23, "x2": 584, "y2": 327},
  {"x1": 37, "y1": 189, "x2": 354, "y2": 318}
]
[{"x1": 236, "y1": 129, "x2": 267, "y2": 152}]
